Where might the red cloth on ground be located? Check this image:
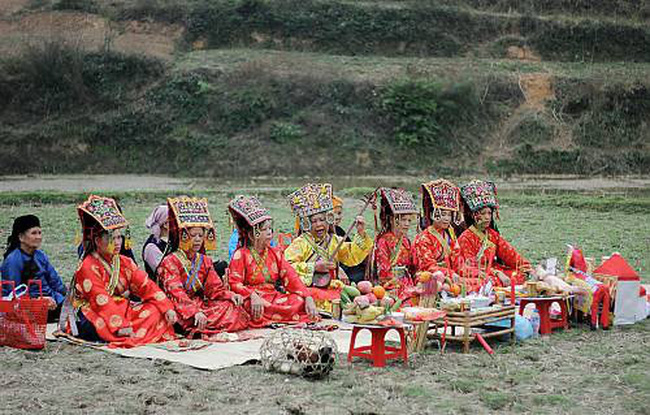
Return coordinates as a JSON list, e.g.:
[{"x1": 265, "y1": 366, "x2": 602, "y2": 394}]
[{"x1": 591, "y1": 285, "x2": 611, "y2": 328}]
